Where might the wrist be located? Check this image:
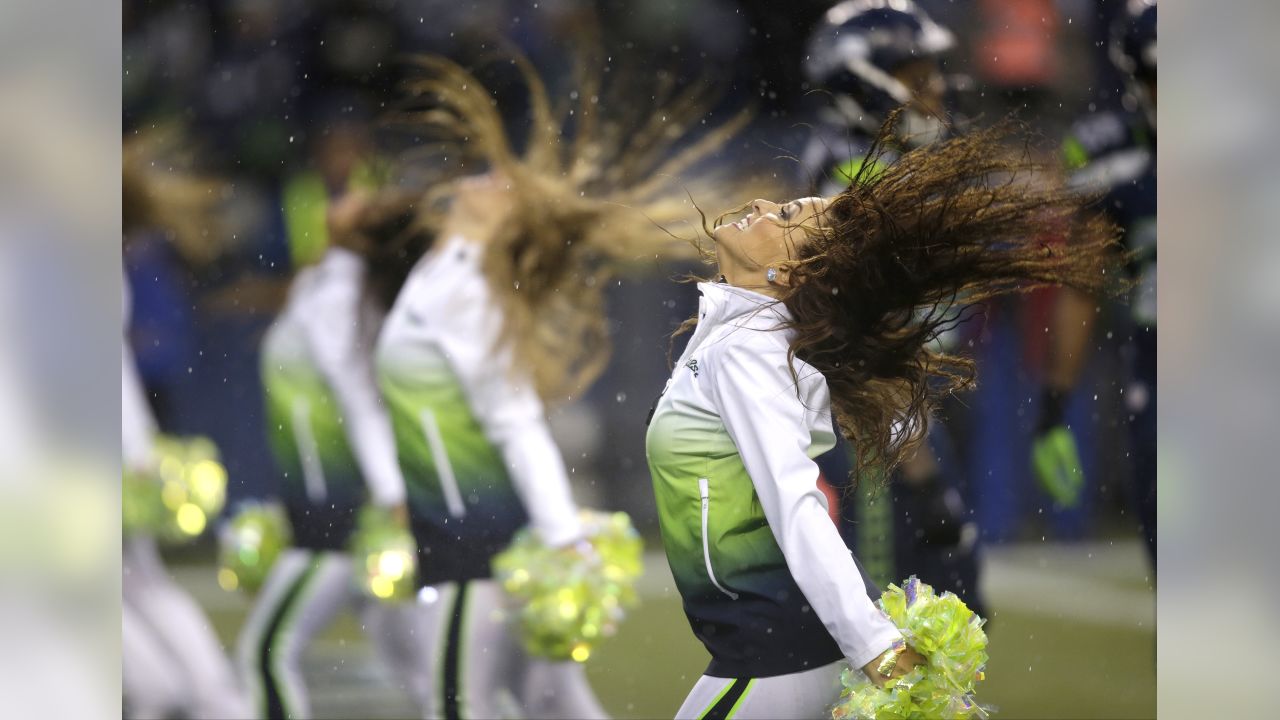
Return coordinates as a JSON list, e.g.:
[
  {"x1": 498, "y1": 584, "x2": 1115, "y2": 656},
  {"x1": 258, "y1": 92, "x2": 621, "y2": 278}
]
[{"x1": 537, "y1": 514, "x2": 586, "y2": 550}]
